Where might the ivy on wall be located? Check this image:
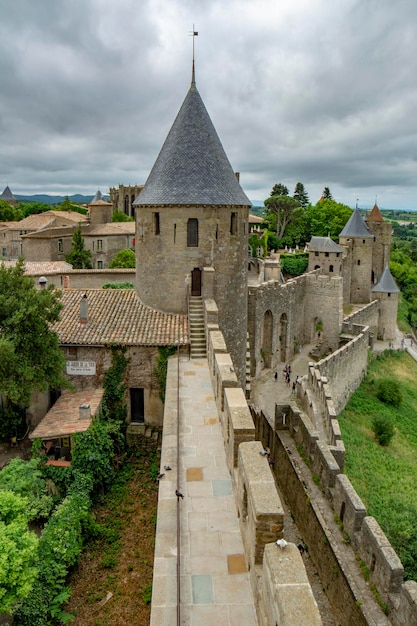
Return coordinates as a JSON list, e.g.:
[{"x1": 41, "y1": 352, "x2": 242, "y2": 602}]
[{"x1": 153, "y1": 346, "x2": 177, "y2": 402}]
